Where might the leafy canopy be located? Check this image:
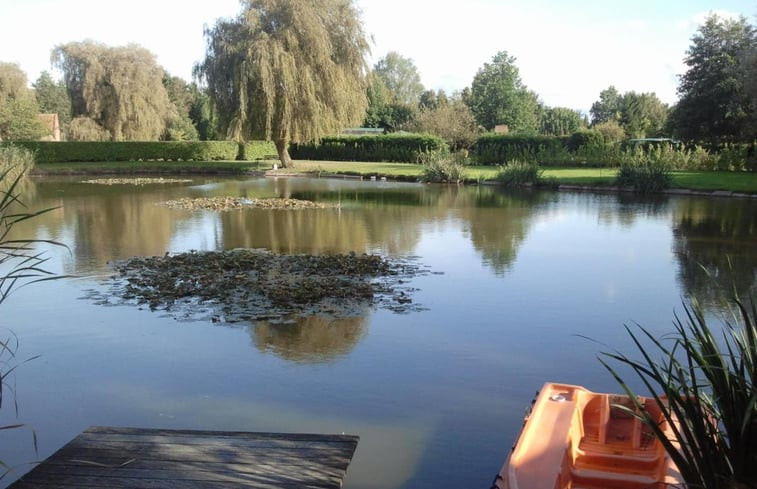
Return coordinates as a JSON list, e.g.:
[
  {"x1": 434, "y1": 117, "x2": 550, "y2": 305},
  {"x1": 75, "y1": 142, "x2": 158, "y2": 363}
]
[
  {"x1": 373, "y1": 51, "x2": 425, "y2": 107},
  {"x1": 669, "y1": 14, "x2": 756, "y2": 145},
  {"x1": 52, "y1": 41, "x2": 172, "y2": 141},
  {"x1": 0, "y1": 63, "x2": 45, "y2": 141},
  {"x1": 467, "y1": 51, "x2": 539, "y2": 133},
  {"x1": 195, "y1": 0, "x2": 370, "y2": 167}
]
